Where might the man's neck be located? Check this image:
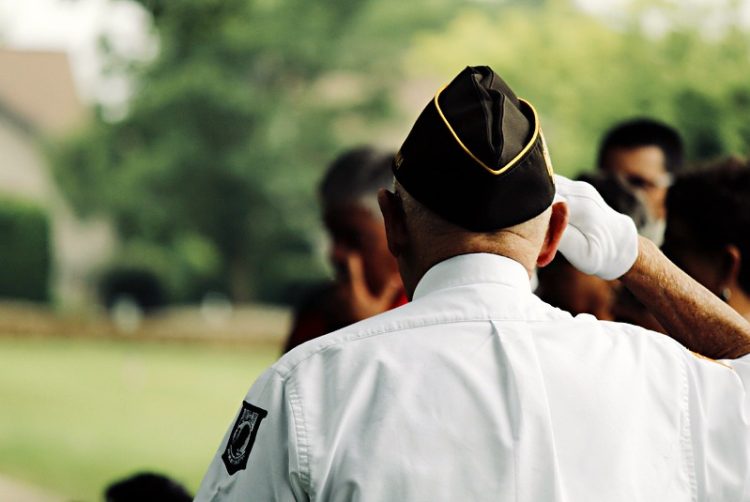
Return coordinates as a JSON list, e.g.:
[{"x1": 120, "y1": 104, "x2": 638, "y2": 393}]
[{"x1": 402, "y1": 234, "x2": 538, "y2": 299}]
